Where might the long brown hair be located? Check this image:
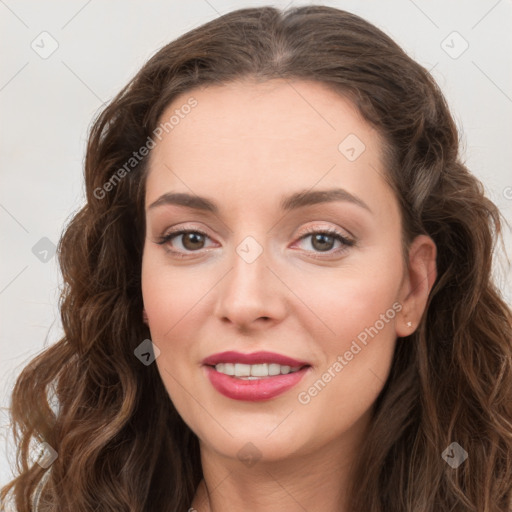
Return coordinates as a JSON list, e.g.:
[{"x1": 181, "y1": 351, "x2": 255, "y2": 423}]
[{"x1": 2, "y1": 5, "x2": 511, "y2": 511}]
